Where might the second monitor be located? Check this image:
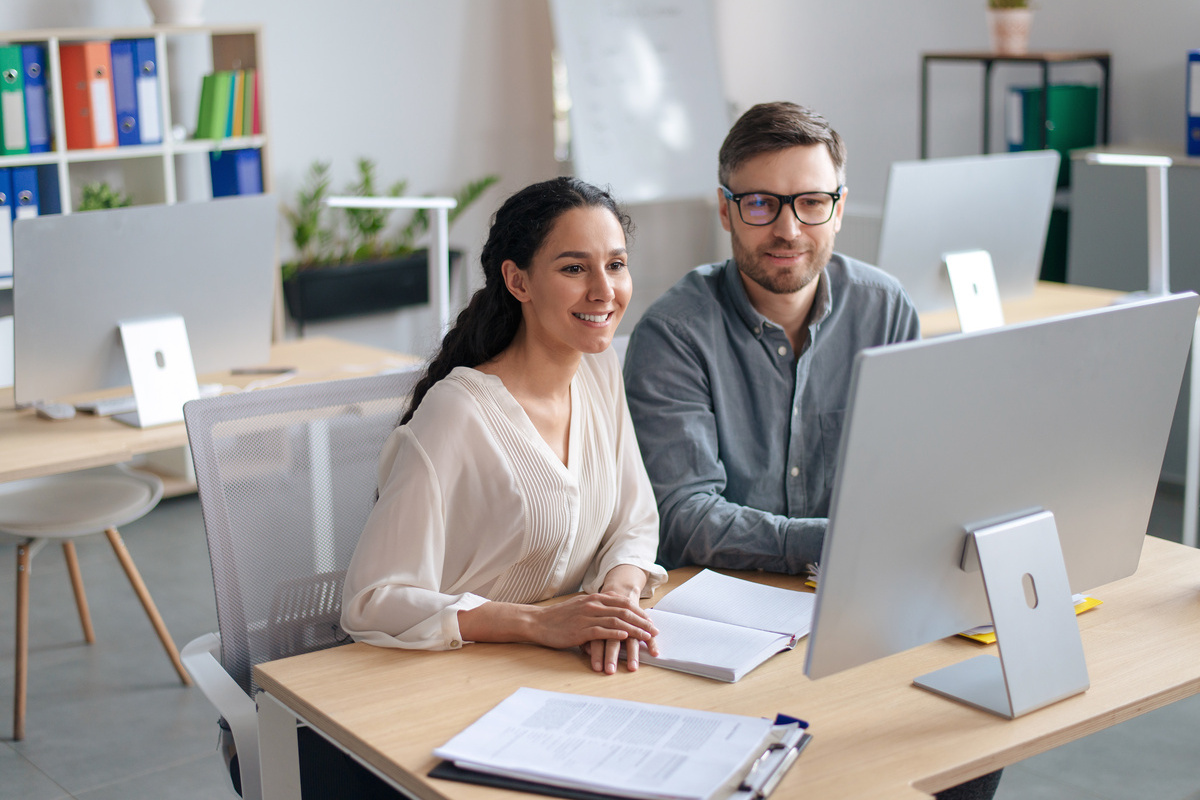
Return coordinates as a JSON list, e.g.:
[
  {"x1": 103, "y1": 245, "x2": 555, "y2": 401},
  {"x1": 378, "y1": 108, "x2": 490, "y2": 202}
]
[
  {"x1": 876, "y1": 149, "x2": 1060, "y2": 314},
  {"x1": 13, "y1": 195, "x2": 278, "y2": 408}
]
